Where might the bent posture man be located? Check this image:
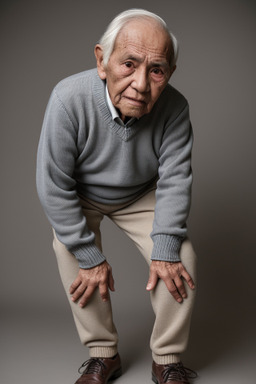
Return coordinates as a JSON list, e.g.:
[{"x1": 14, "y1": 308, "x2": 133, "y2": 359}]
[{"x1": 37, "y1": 9, "x2": 197, "y2": 384}]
